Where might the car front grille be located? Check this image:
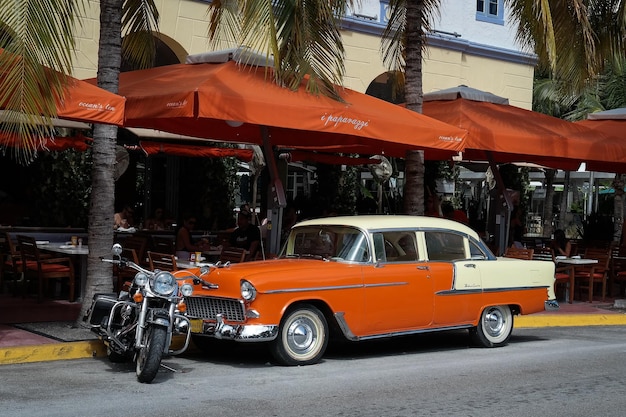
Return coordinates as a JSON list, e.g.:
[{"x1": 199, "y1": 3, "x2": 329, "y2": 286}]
[{"x1": 185, "y1": 296, "x2": 246, "y2": 322}]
